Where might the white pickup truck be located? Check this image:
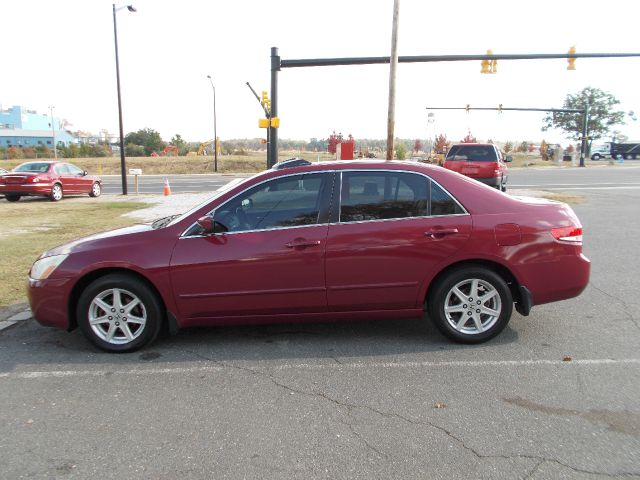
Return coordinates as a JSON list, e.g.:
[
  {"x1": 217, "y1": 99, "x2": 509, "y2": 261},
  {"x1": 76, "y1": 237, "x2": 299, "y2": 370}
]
[{"x1": 590, "y1": 144, "x2": 611, "y2": 160}]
